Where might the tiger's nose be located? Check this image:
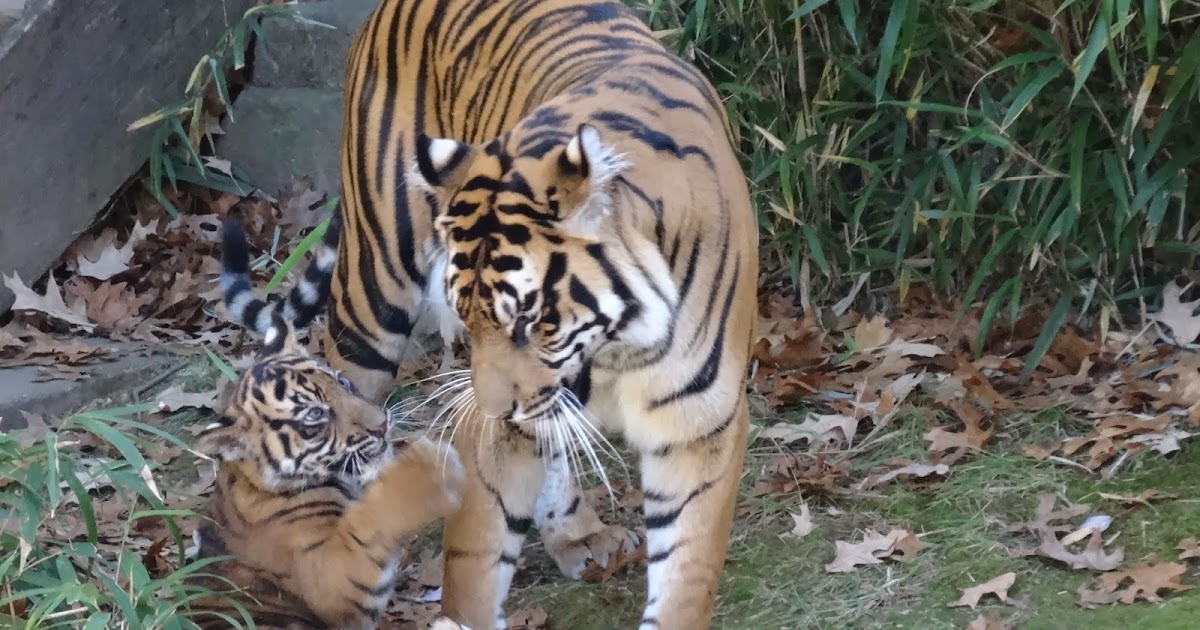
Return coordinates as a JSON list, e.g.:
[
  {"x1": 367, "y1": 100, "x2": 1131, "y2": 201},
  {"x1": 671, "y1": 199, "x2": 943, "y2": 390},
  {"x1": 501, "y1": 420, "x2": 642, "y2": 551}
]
[{"x1": 472, "y1": 369, "x2": 516, "y2": 419}]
